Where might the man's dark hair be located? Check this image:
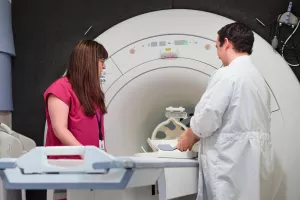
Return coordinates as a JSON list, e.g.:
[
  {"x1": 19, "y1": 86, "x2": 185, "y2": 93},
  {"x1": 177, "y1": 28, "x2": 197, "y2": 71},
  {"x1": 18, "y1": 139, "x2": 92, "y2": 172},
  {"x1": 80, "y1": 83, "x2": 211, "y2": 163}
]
[{"x1": 217, "y1": 22, "x2": 254, "y2": 55}]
